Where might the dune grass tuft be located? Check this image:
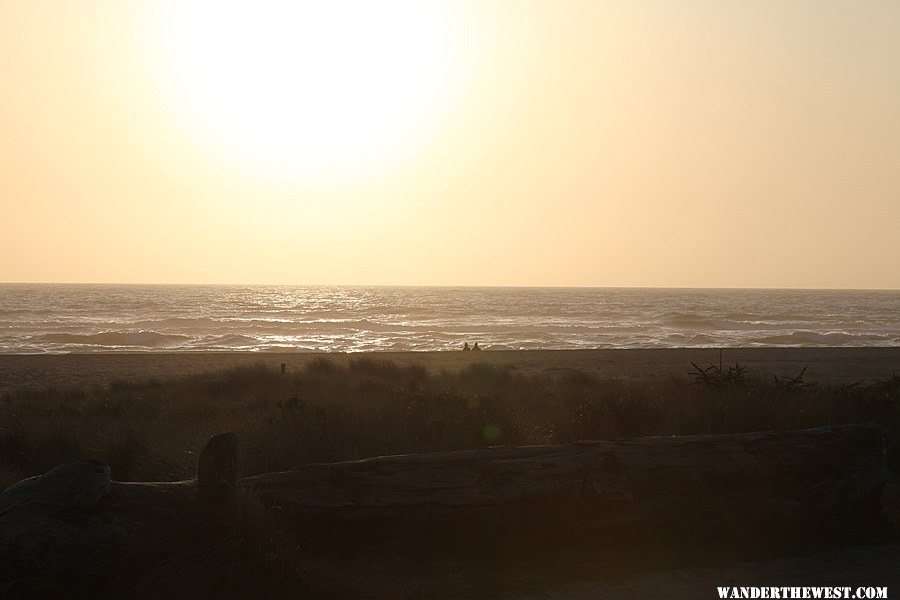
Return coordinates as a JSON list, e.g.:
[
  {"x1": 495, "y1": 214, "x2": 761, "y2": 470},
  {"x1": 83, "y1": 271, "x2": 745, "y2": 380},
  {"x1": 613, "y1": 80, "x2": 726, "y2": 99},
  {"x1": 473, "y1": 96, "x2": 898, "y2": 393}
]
[
  {"x1": 2, "y1": 360, "x2": 899, "y2": 598},
  {"x1": 2, "y1": 360, "x2": 898, "y2": 490}
]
